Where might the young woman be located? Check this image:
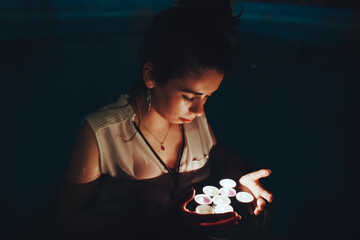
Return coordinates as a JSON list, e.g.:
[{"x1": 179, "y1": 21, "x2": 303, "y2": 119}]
[{"x1": 52, "y1": 0, "x2": 273, "y2": 239}]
